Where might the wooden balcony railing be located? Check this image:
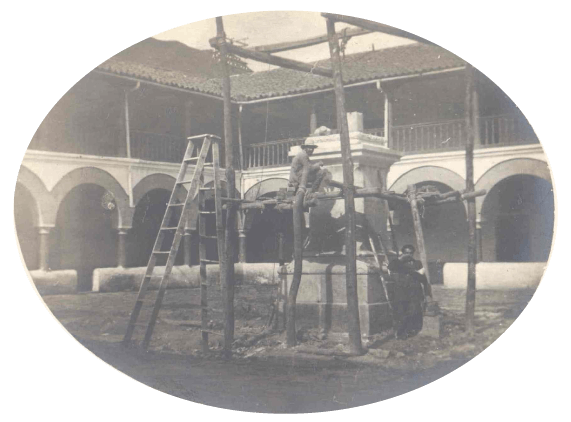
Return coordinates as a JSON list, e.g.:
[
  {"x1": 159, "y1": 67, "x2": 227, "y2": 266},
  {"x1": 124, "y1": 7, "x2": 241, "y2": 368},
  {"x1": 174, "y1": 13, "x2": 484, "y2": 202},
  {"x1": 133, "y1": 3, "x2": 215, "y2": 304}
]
[
  {"x1": 391, "y1": 119, "x2": 467, "y2": 153},
  {"x1": 130, "y1": 130, "x2": 187, "y2": 163},
  {"x1": 390, "y1": 115, "x2": 538, "y2": 154},
  {"x1": 245, "y1": 137, "x2": 305, "y2": 169},
  {"x1": 29, "y1": 128, "x2": 188, "y2": 163},
  {"x1": 243, "y1": 115, "x2": 539, "y2": 169}
]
